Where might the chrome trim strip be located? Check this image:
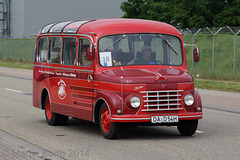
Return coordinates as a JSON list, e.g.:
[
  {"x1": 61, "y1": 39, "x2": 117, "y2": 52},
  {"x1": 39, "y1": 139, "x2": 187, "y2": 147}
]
[
  {"x1": 111, "y1": 115, "x2": 202, "y2": 121},
  {"x1": 140, "y1": 90, "x2": 184, "y2": 93},
  {"x1": 141, "y1": 108, "x2": 183, "y2": 112},
  {"x1": 179, "y1": 115, "x2": 202, "y2": 119},
  {"x1": 144, "y1": 99, "x2": 181, "y2": 102},
  {"x1": 143, "y1": 94, "x2": 181, "y2": 98},
  {"x1": 76, "y1": 70, "x2": 94, "y2": 73},
  {"x1": 38, "y1": 34, "x2": 94, "y2": 43},
  {"x1": 111, "y1": 118, "x2": 151, "y2": 121},
  {"x1": 34, "y1": 64, "x2": 93, "y2": 73},
  {"x1": 144, "y1": 103, "x2": 181, "y2": 107}
]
